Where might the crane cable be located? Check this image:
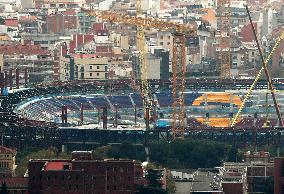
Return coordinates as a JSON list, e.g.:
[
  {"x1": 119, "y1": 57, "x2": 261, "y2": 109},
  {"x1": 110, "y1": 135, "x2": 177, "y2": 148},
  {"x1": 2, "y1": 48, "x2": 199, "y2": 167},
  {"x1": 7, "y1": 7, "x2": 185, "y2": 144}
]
[{"x1": 231, "y1": 31, "x2": 284, "y2": 127}]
